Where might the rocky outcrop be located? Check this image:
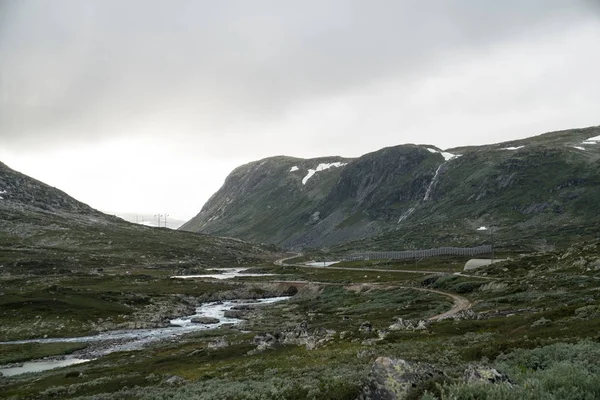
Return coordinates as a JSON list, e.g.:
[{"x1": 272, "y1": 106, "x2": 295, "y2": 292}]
[
  {"x1": 361, "y1": 357, "x2": 445, "y2": 400},
  {"x1": 248, "y1": 321, "x2": 336, "y2": 354},
  {"x1": 388, "y1": 318, "x2": 430, "y2": 331}
]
